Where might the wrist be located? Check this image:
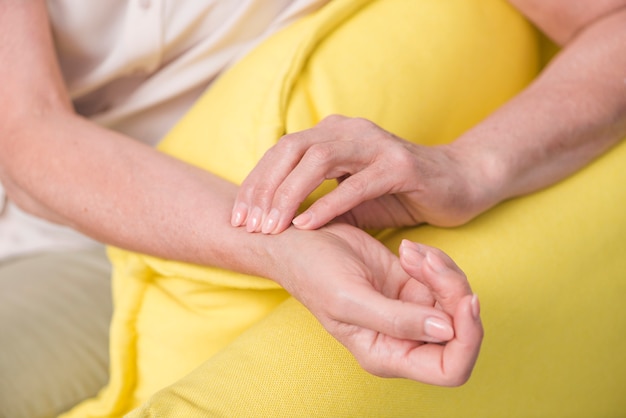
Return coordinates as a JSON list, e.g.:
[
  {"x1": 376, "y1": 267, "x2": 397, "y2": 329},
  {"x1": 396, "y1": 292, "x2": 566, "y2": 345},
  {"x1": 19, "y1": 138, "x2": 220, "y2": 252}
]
[
  {"x1": 252, "y1": 226, "x2": 303, "y2": 289},
  {"x1": 446, "y1": 135, "x2": 510, "y2": 217}
]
